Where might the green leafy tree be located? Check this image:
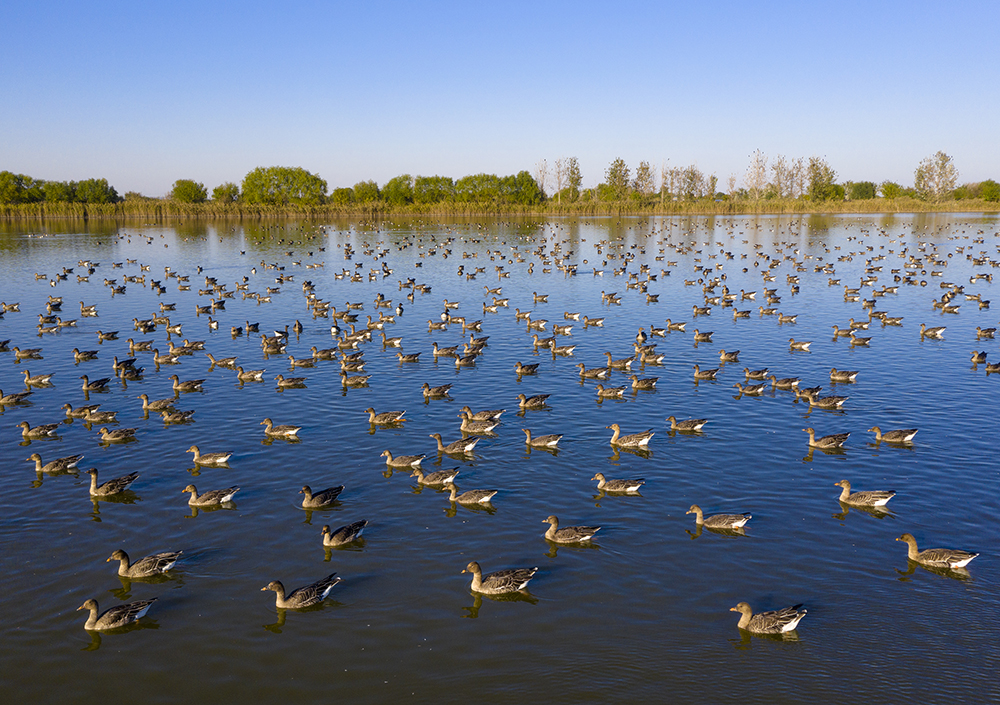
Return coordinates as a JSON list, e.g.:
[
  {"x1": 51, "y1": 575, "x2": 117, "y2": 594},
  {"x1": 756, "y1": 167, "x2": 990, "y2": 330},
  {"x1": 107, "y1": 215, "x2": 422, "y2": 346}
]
[
  {"x1": 914, "y1": 151, "x2": 958, "y2": 202},
  {"x1": 981, "y1": 179, "x2": 1000, "y2": 202},
  {"x1": 455, "y1": 174, "x2": 500, "y2": 202},
  {"x1": 807, "y1": 157, "x2": 838, "y2": 201},
  {"x1": 170, "y1": 179, "x2": 207, "y2": 203},
  {"x1": 241, "y1": 166, "x2": 327, "y2": 206},
  {"x1": 330, "y1": 187, "x2": 355, "y2": 205},
  {"x1": 381, "y1": 174, "x2": 414, "y2": 205},
  {"x1": 75, "y1": 178, "x2": 120, "y2": 203},
  {"x1": 566, "y1": 157, "x2": 582, "y2": 201},
  {"x1": 847, "y1": 181, "x2": 876, "y2": 200},
  {"x1": 43, "y1": 180, "x2": 77, "y2": 202},
  {"x1": 212, "y1": 182, "x2": 240, "y2": 203},
  {"x1": 633, "y1": 161, "x2": 655, "y2": 196},
  {"x1": 880, "y1": 181, "x2": 903, "y2": 198},
  {"x1": 604, "y1": 158, "x2": 631, "y2": 200},
  {"x1": 414, "y1": 175, "x2": 455, "y2": 204},
  {"x1": 0, "y1": 171, "x2": 44, "y2": 204},
  {"x1": 352, "y1": 180, "x2": 380, "y2": 202}
]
